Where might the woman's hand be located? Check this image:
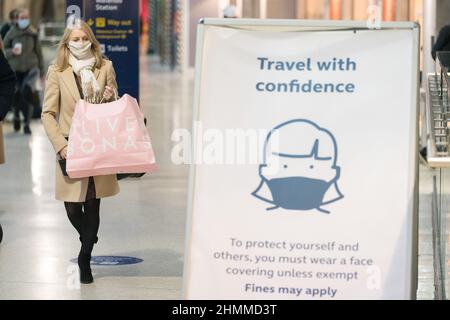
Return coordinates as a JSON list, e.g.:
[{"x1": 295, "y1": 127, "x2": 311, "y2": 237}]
[
  {"x1": 103, "y1": 86, "x2": 115, "y2": 101},
  {"x1": 59, "y1": 146, "x2": 68, "y2": 160}
]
